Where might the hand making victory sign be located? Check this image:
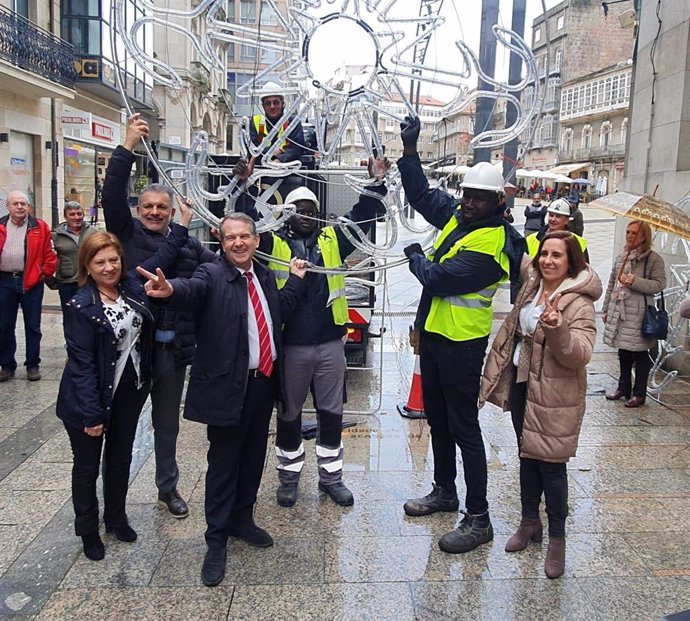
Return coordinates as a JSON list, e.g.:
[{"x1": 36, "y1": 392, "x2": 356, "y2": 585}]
[
  {"x1": 541, "y1": 293, "x2": 562, "y2": 327},
  {"x1": 136, "y1": 266, "x2": 174, "y2": 298}
]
